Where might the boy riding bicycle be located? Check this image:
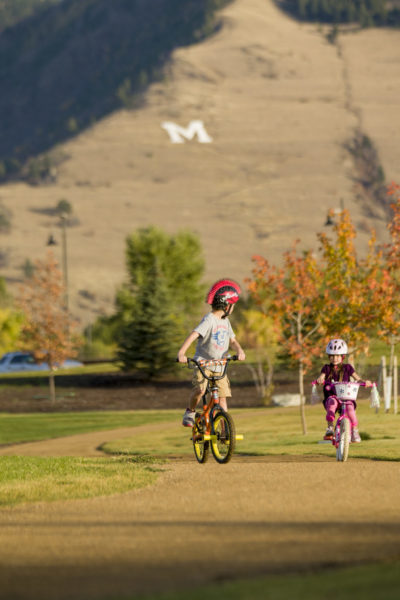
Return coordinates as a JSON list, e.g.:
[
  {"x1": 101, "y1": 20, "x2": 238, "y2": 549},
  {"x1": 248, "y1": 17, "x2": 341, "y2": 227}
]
[
  {"x1": 177, "y1": 278, "x2": 246, "y2": 427},
  {"x1": 315, "y1": 338, "x2": 372, "y2": 442}
]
